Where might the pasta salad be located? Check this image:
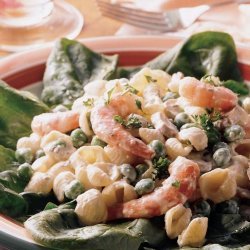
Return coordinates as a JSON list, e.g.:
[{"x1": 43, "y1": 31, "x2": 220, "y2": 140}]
[{"x1": 17, "y1": 67, "x2": 250, "y2": 248}]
